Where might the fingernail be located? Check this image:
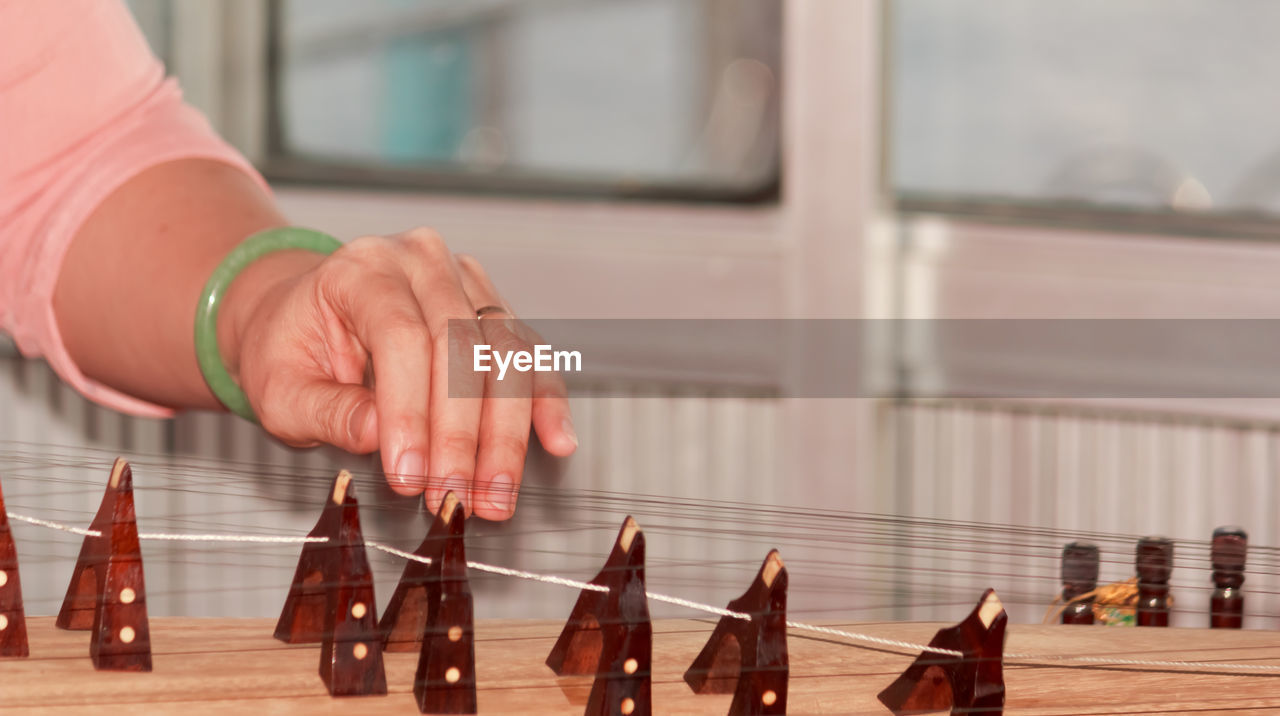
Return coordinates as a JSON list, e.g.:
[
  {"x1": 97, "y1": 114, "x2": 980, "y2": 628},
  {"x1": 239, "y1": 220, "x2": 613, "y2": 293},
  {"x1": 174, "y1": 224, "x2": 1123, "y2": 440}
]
[
  {"x1": 393, "y1": 449, "x2": 427, "y2": 494},
  {"x1": 347, "y1": 401, "x2": 374, "y2": 444},
  {"x1": 484, "y1": 473, "x2": 515, "y2": 515},
  {"x1": 561, "y1": 417, "x2": 578, "y2": 448}
]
